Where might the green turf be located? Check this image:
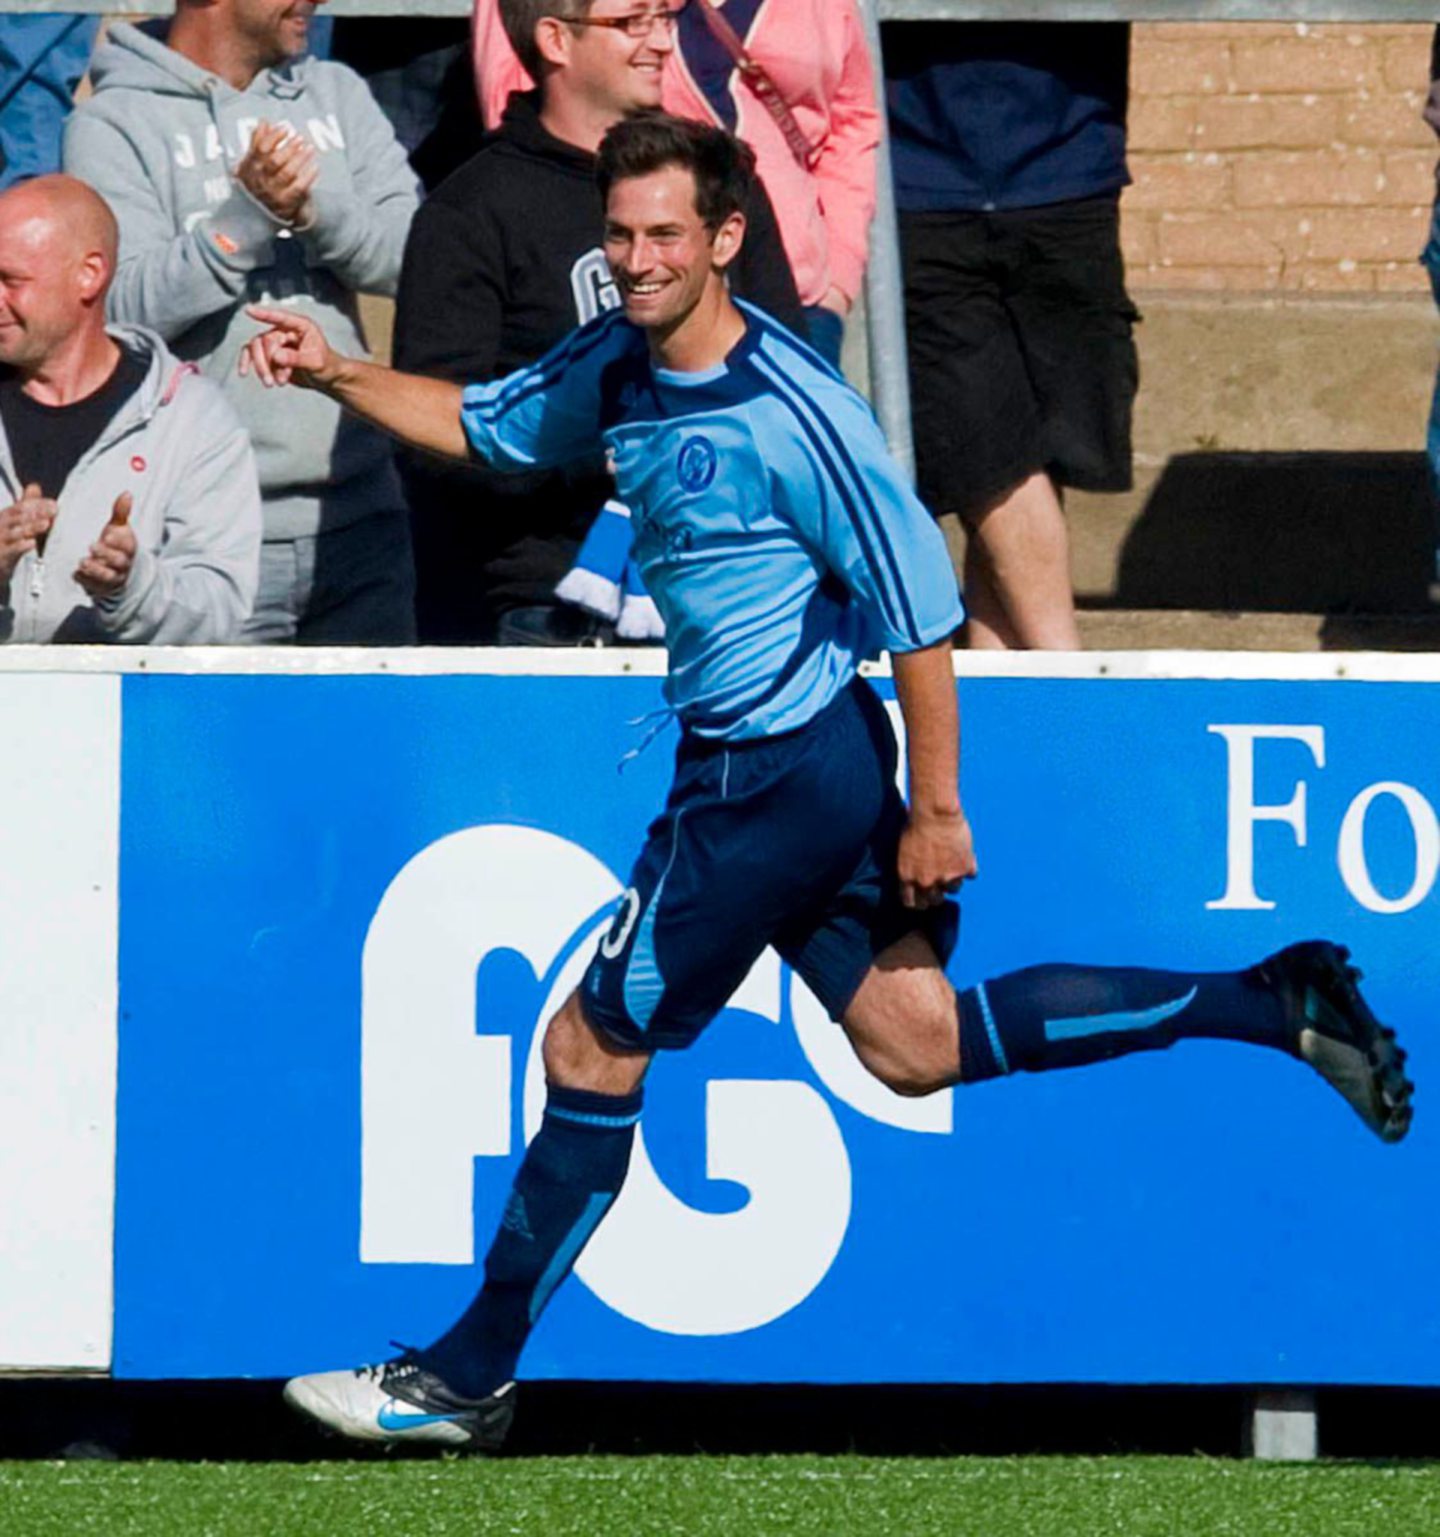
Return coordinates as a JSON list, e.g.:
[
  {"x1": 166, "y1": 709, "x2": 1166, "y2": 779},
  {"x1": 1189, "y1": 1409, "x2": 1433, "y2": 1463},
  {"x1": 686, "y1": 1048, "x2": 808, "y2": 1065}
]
[{"x1": 4, "y1": 1457, "x2": 1440, "y2": 1537}]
